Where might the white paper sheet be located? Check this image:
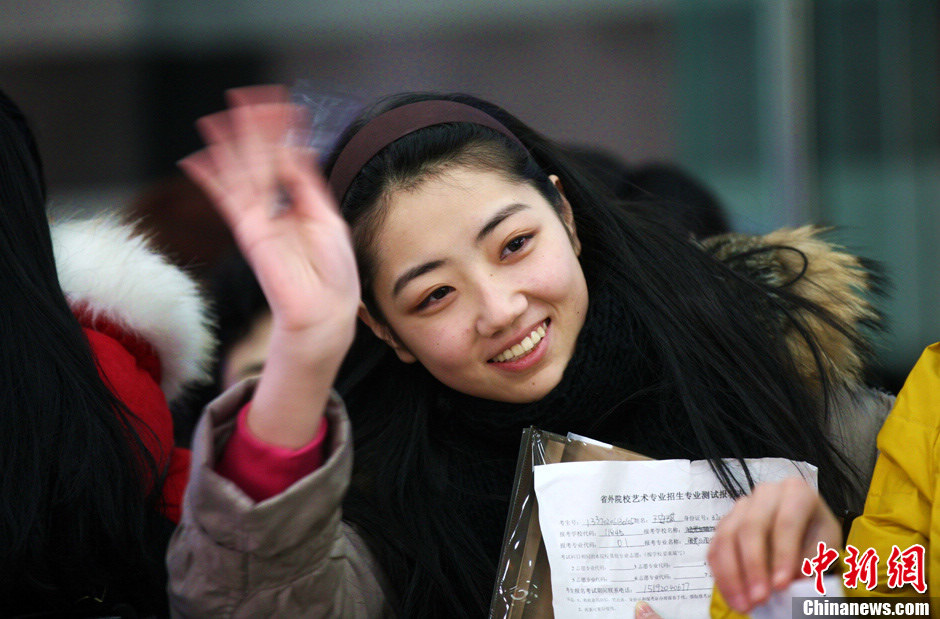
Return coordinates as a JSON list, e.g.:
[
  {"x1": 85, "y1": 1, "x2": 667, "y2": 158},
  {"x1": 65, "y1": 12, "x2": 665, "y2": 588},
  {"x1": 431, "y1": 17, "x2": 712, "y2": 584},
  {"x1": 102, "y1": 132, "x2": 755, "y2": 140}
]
[
  {"x1": 750, "y1": 576, "x2": 841, "y2": 619},
  {"x1": 533, "y1": 458, "x2": 817, "y2": 619}
]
